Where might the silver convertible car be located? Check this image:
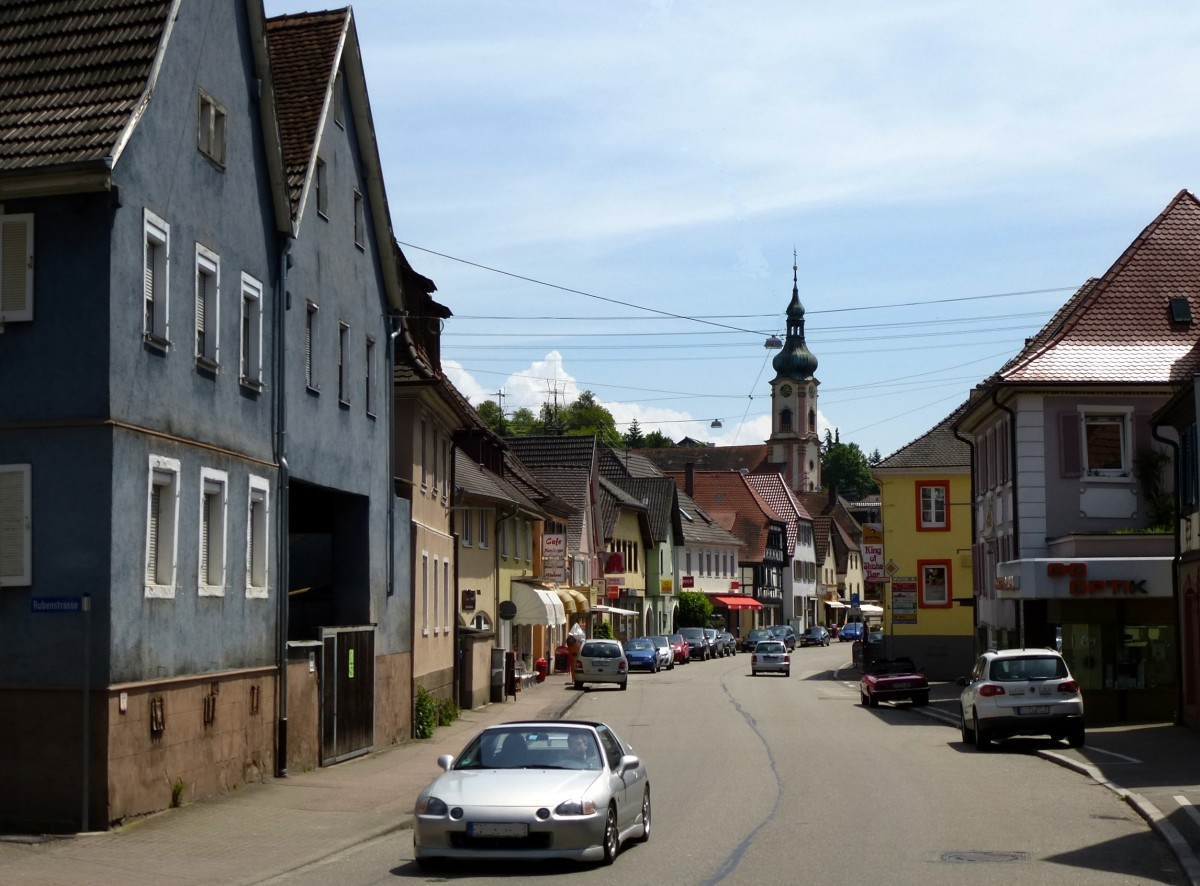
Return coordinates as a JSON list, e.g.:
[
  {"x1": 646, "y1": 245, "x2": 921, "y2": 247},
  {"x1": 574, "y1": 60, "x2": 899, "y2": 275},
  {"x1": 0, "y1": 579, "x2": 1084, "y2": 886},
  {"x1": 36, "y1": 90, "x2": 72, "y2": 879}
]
[{"x1": 413, "y1": 720, "x2": 650, "y2": 866}]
